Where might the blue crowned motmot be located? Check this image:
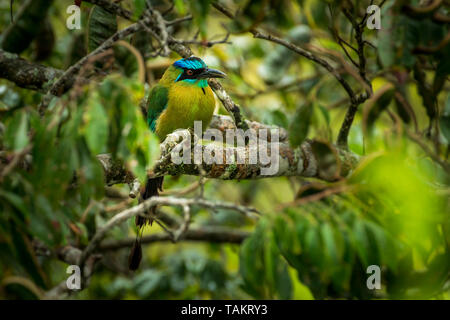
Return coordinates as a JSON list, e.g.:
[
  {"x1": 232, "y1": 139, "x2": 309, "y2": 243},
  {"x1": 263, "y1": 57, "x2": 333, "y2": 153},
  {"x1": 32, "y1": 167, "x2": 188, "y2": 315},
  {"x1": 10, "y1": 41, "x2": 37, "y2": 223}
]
[{"x1": 129, "y1": 57, "x2": 226, "y2": 270}]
